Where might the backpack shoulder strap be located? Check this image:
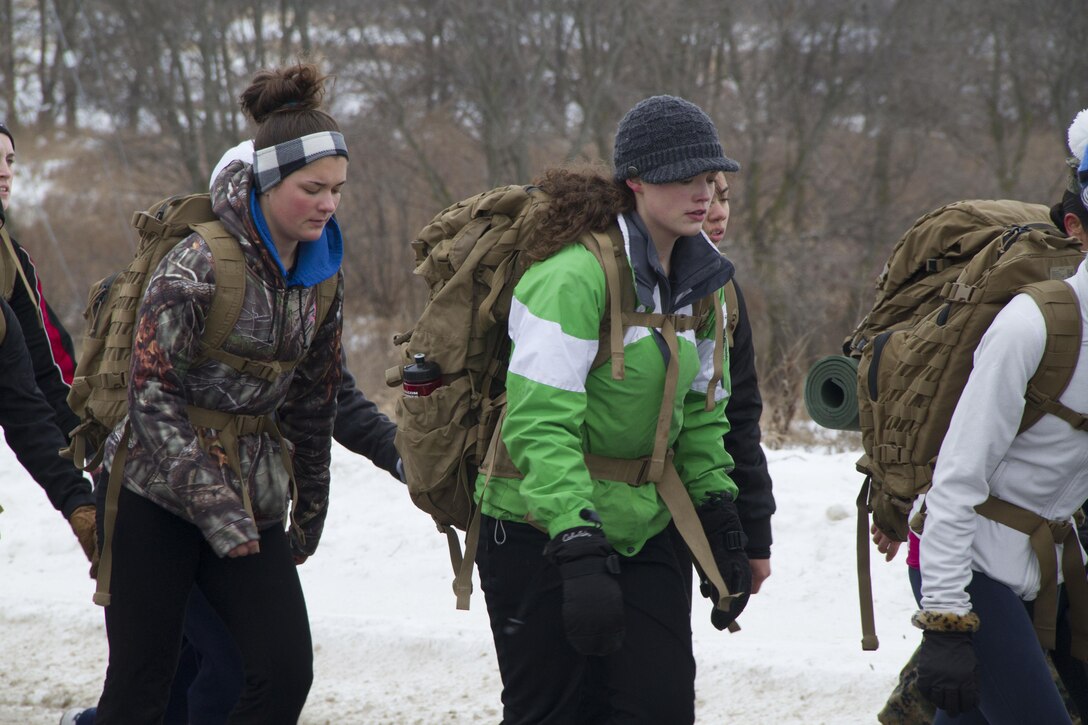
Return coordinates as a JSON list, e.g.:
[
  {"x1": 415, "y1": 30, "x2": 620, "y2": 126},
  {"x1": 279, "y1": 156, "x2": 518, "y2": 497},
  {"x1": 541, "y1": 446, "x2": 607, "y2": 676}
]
[
  {"x1": 196, "y1": 221, "x2": 246, "y2": 351},
  {"x1": 0, "y1": 226, "x2": 37, "y2": 306},
  {"x1": 0, "y1": 227, "x2": 16, "y2": 301},
  {"x1": 198, "y1": 226, "x2": 339, "y2": 382},
  {"x1": 1019, "y1": 279, "x2": 1088, "y2": 433},
  {"x1": 722, "y1": 278, "x2": 739, "y2": 348},
  {"x1": 584, "y1": 226, "x2": 633, "y2": 379},
  {"x1": 314, "y1": 272, "x2": 338, "y2": 329}
]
